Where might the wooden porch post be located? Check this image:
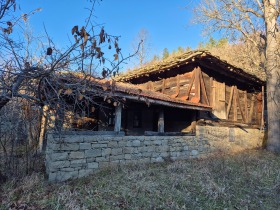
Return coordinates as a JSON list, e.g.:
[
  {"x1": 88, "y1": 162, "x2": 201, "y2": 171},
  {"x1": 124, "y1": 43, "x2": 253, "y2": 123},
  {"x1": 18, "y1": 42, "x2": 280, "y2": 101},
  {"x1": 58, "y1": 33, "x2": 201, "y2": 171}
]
[
  {"x1": 158, "y1": 109, "x2": 164, "y2": 133},
  {"x1": 114, "y1": 104, "x2": 122, "y2": 132}
]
